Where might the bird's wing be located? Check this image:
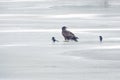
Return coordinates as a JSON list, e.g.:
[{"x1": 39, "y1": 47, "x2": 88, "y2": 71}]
[
  {"x1": 62, "y1": 30, "x2": 75, "y2": 38},
  {"x1": 68, "y1": 31, "x2": 75, "y2": 36}
]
